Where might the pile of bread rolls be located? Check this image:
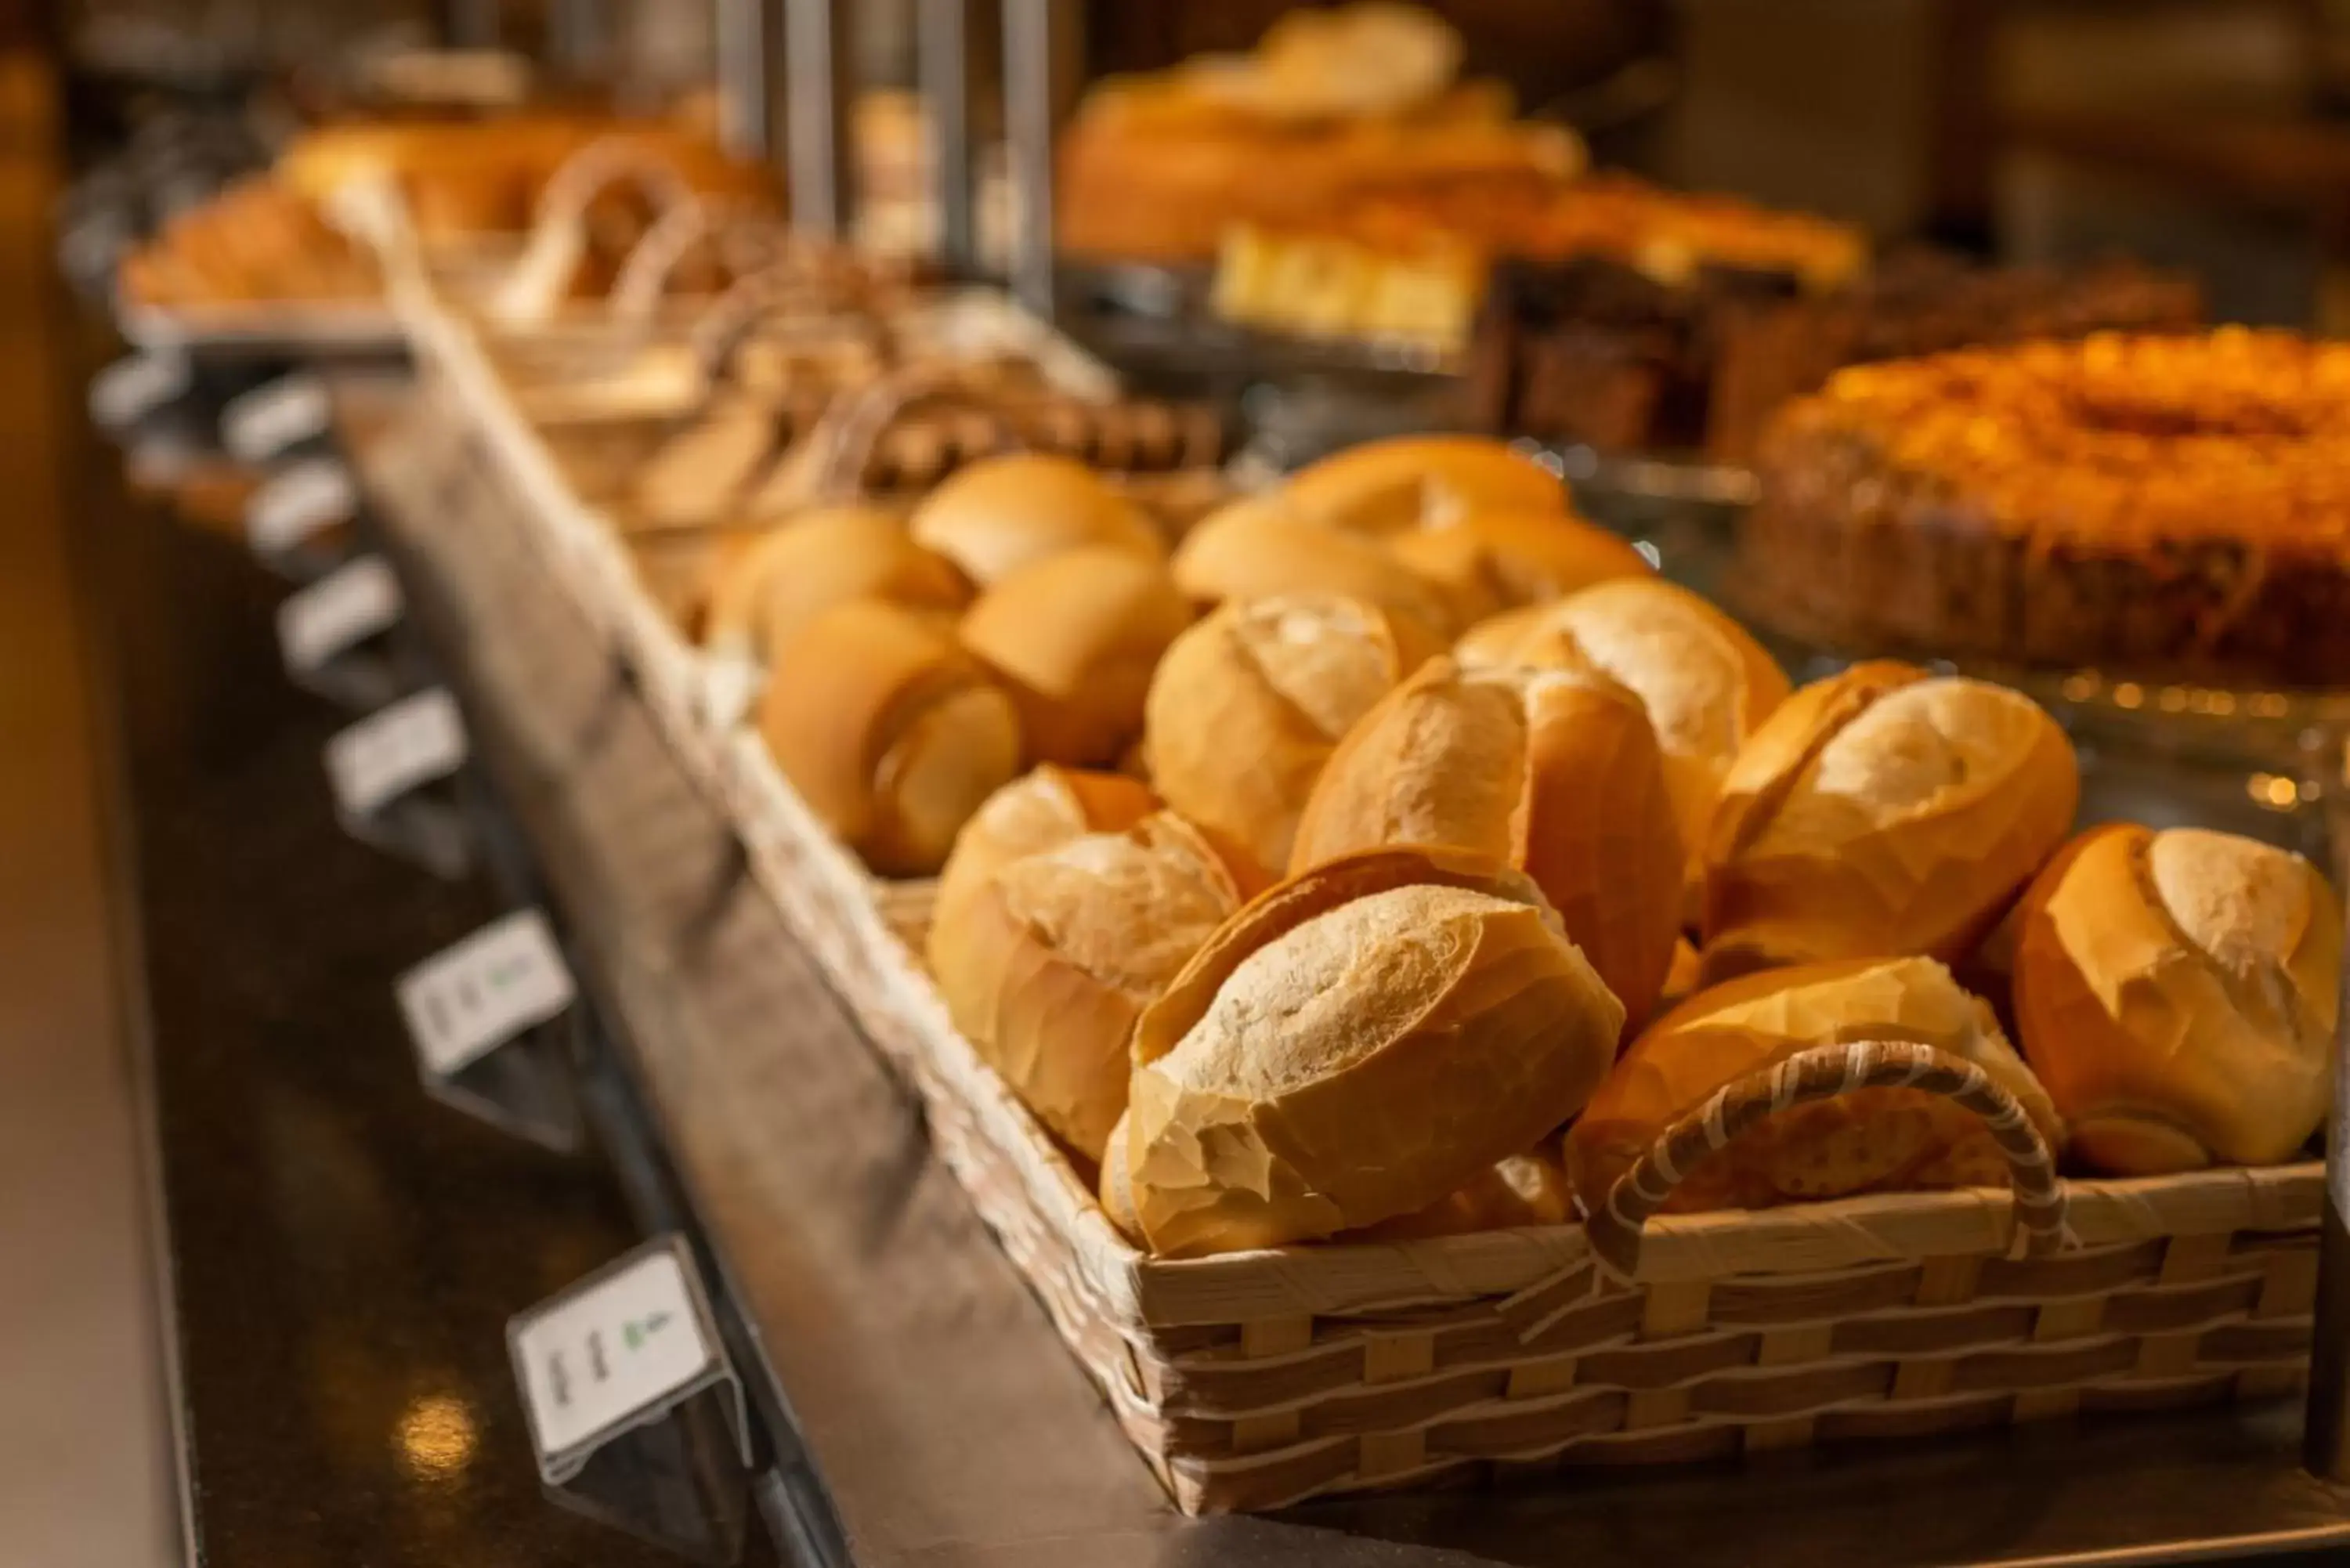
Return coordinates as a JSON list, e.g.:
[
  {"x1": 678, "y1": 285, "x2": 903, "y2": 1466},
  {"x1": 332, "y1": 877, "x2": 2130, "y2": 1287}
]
[{"x1": 714, "y1": 431, "x2": 2341, "y2": 1259}]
